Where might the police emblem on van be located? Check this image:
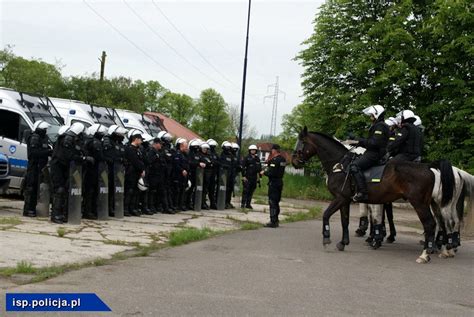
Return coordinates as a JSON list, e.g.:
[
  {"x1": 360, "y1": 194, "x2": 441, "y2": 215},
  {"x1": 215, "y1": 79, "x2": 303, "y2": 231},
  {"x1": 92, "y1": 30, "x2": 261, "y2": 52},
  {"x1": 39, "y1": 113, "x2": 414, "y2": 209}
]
[{"x1": 9, "y1": 145, "x2": 16, "y2": 154}]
